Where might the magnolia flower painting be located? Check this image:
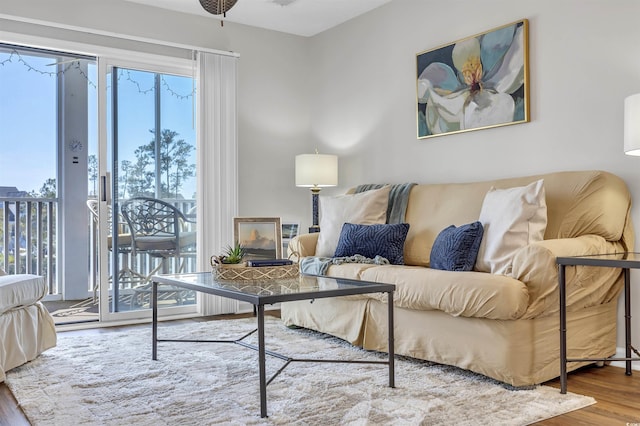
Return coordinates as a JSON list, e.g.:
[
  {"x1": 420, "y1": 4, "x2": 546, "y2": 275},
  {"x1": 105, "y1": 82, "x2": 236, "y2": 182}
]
[{"x1": 416, "y1": 20, "x2": 529, "y2": 138}]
